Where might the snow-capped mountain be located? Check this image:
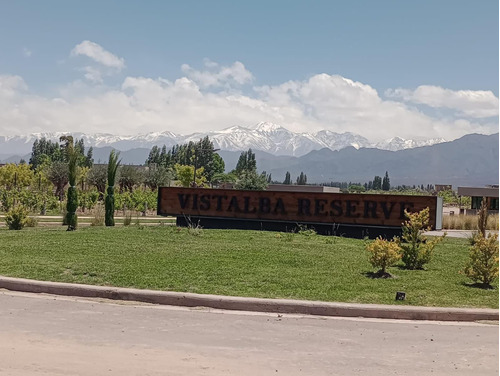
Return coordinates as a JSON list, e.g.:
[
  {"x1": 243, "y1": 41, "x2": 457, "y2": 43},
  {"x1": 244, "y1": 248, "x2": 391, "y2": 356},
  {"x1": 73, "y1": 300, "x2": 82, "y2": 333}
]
[
  {"x1": 374, "y1": 136, "x2": 447, "y2": 152},
  {"x1": 0, "y1": 122, "x2": 447, "y2": 157}
]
